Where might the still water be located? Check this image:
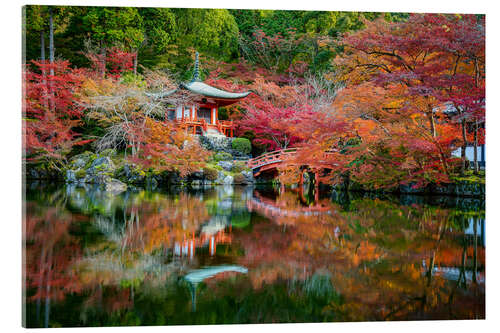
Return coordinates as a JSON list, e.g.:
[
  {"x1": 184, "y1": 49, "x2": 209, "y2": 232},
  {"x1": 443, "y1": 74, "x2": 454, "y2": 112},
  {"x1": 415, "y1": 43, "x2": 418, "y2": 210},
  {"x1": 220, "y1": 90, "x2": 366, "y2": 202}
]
[{"x1": 23, "y1": 183, "x2": 485, "y2": 327}]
